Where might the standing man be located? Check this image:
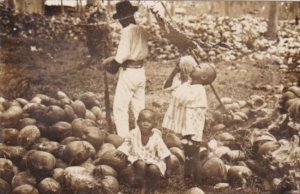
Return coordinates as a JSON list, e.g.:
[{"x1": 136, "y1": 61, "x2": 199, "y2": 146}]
[{"x1": 103, "y1": 1, "x2": 149, "y2": 138}]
